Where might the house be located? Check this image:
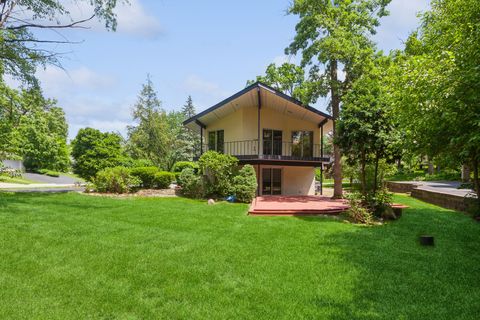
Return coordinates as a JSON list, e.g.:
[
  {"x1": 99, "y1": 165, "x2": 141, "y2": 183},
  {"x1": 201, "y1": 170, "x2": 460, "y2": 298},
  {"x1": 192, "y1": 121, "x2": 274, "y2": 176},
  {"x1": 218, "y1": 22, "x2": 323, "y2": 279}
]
[{"x1": 183, "y1": 82, "x2": 333, "y2": 196}]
